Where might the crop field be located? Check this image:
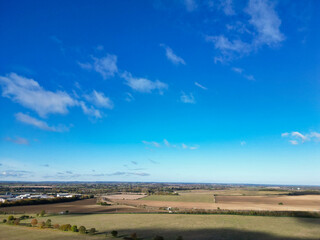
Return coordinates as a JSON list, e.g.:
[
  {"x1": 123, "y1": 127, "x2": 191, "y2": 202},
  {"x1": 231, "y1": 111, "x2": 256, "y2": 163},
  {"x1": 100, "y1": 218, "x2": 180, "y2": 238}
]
[
  {"x1": 0, "y1": 198, "x2": 154, "y2": 214},
  {"x1": 134, "y1": 190, "x2": 320, "y2": 211},
  {"x1": 1, "y1": 213, "x2": 320, "y2": 240}
]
